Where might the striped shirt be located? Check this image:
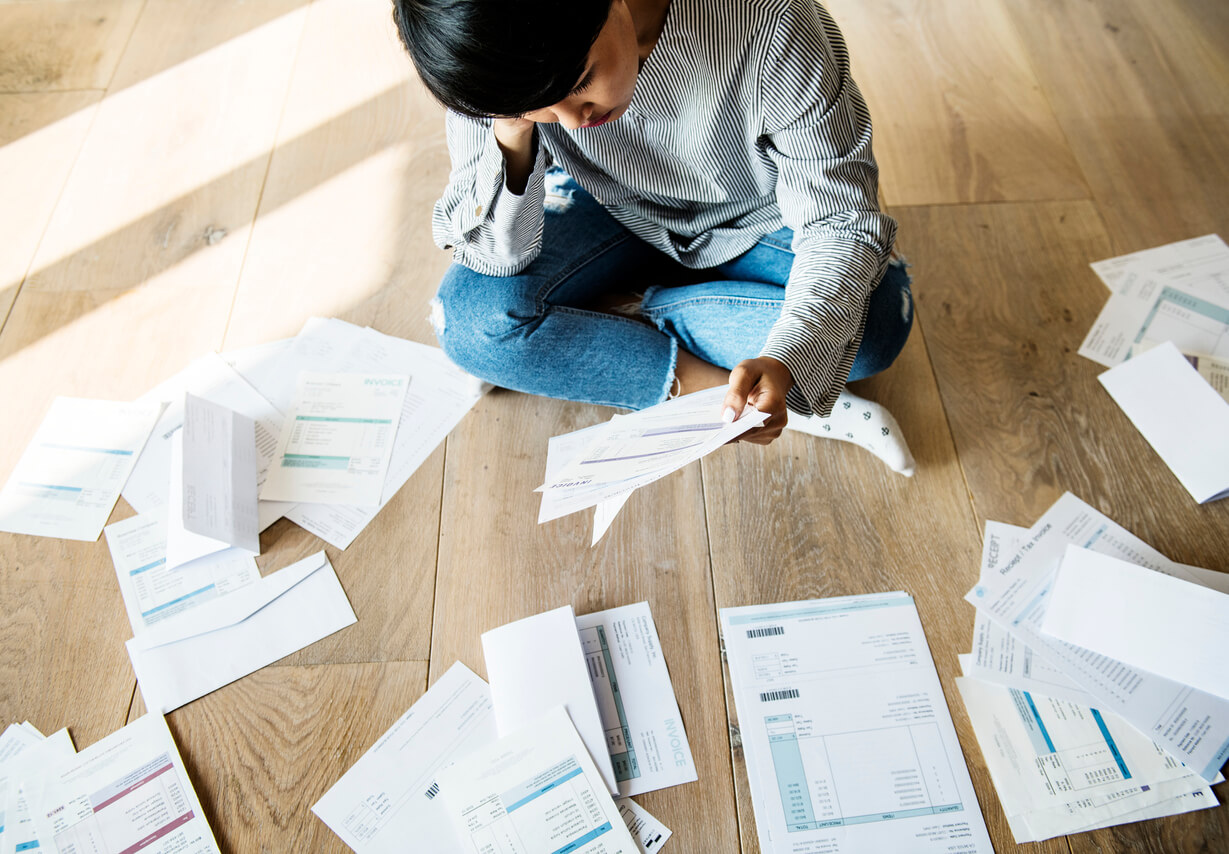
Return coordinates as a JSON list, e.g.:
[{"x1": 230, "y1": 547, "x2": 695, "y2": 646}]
[{"x1": 432, "y1": 0, "x2": 896, "y2": 417}]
